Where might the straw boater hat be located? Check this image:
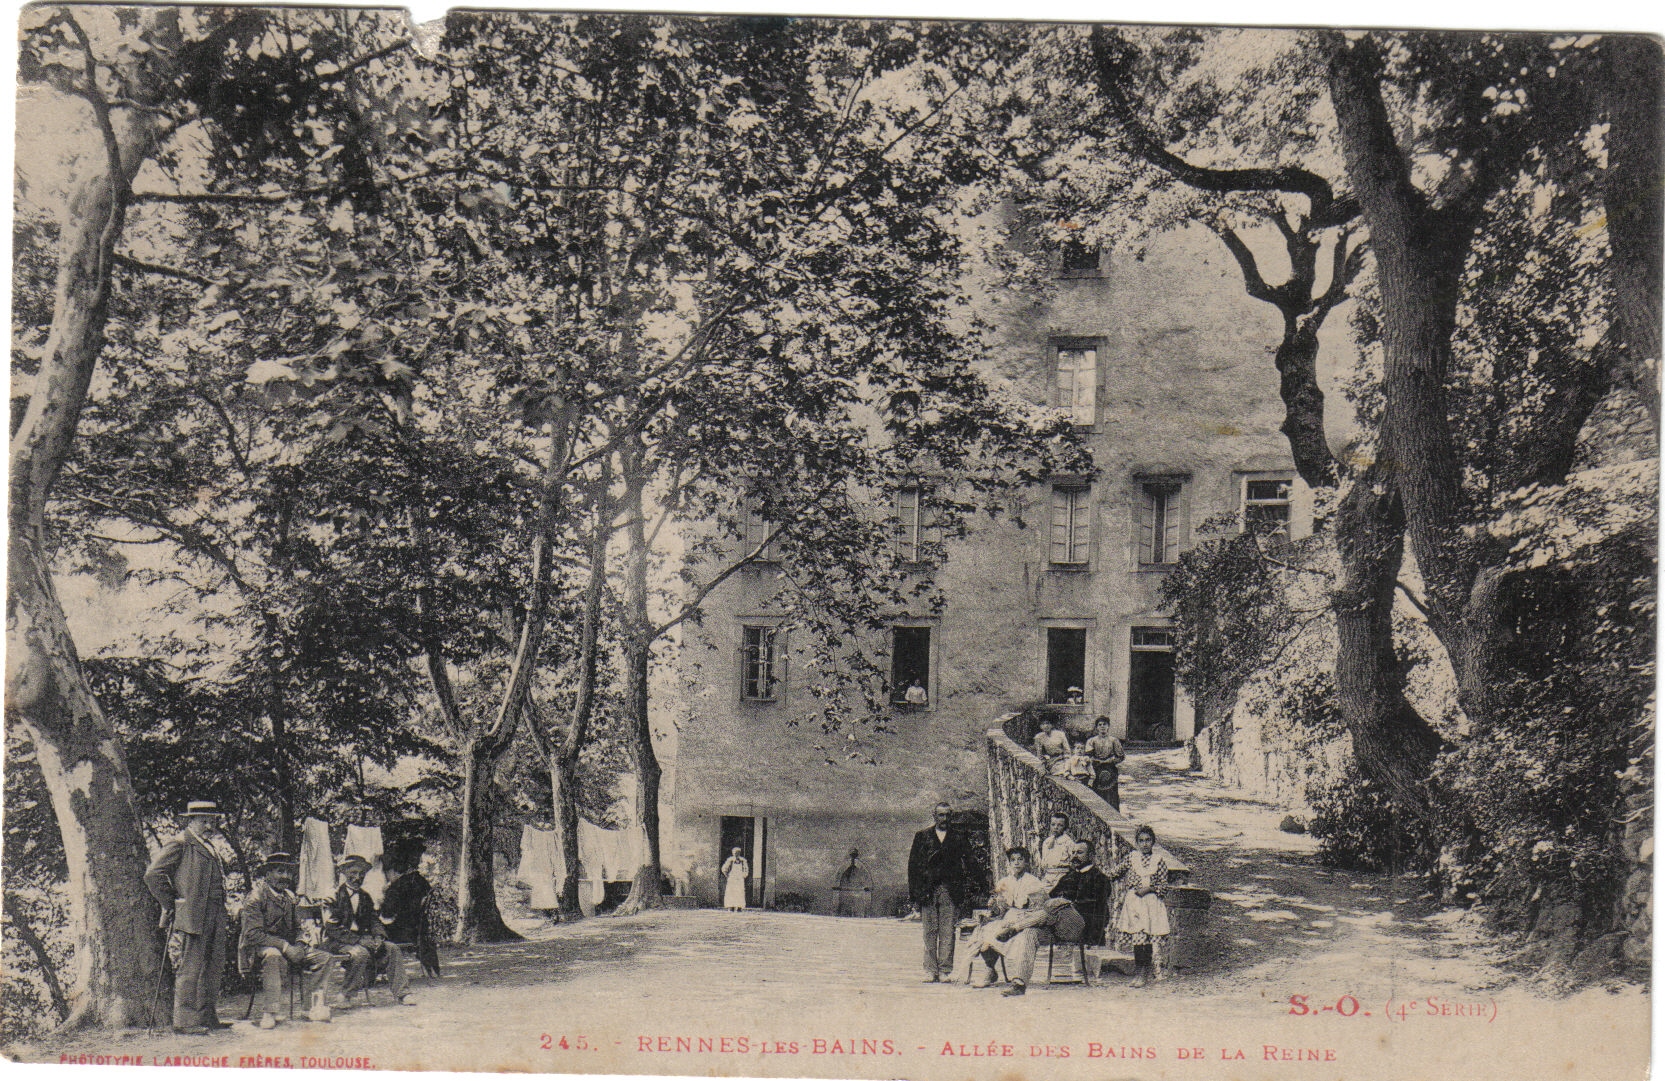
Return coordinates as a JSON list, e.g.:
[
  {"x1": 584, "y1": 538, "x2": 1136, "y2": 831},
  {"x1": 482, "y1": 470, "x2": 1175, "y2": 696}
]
[
  {"x1": 336, "y1": 854, "x2": 372, "y2": 873},
  {"x1": 258, "y1": 851, "x2": 298, "y2": 872},
  {"x1": 181, "y1": 800, "x2": 223, "y2": 818}
]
